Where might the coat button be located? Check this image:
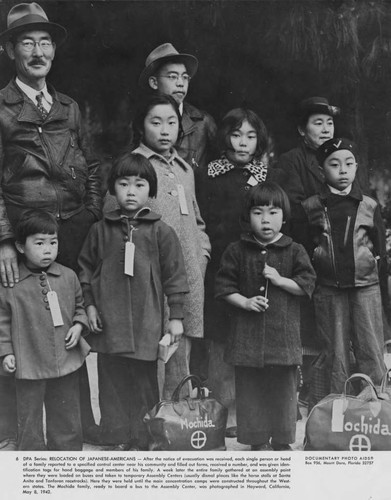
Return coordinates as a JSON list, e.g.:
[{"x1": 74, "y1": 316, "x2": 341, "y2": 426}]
[
  {"x1": 243, "y1": 171, "x2": 248, "y2": 176},
  {"x1": 40, "y1": 282, "x2": 46, "y2": 287},
  {"x1": 171, "y1": 190, "x2": 178, "y2": 197},
  {"x1": 46, "y1": 305, "x2": 50, "y2": 310},
  {"x1": 43, "y1": 297, "x2": 48, "y2": 303},
  {"x1": 123, "y1": 236, "x2": 128, "y2": 241},
  {"x1": 244, "y1": 185, "x2": 250, "y2": 190},
  {"x1": 42, "y1": 289, "x2": 48, "y2": 295},
  {"x1": 168, "y1": 173, "x2": 175, "y2": 179},
  {"x1": 261, "y1": 250, "x2": 267, "y2": 255},
  {"x1": 39, "y1": 275, "x2": 45, "y2": 281},
  {"x1": 260, "y1": 286, "x2": 265, "y2": 292}
]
